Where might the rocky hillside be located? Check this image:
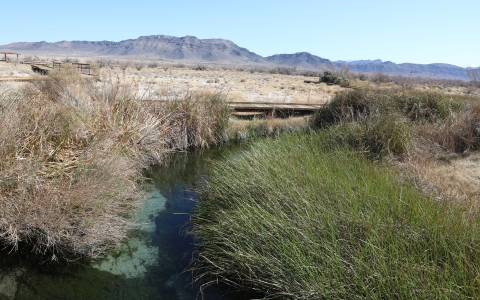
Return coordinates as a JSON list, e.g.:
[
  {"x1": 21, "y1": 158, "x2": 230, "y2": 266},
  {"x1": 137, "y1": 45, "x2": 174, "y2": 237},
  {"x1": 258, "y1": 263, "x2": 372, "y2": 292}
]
[
  {"x1": 336, "y1": 59, "x2": 468, "y2": 80},
  {"x1": 1, "y1": 35, "x2": 265, "y2": 64},
  {"x1": 265, "y1": 52, "x2": 333, "y2": 69}
]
